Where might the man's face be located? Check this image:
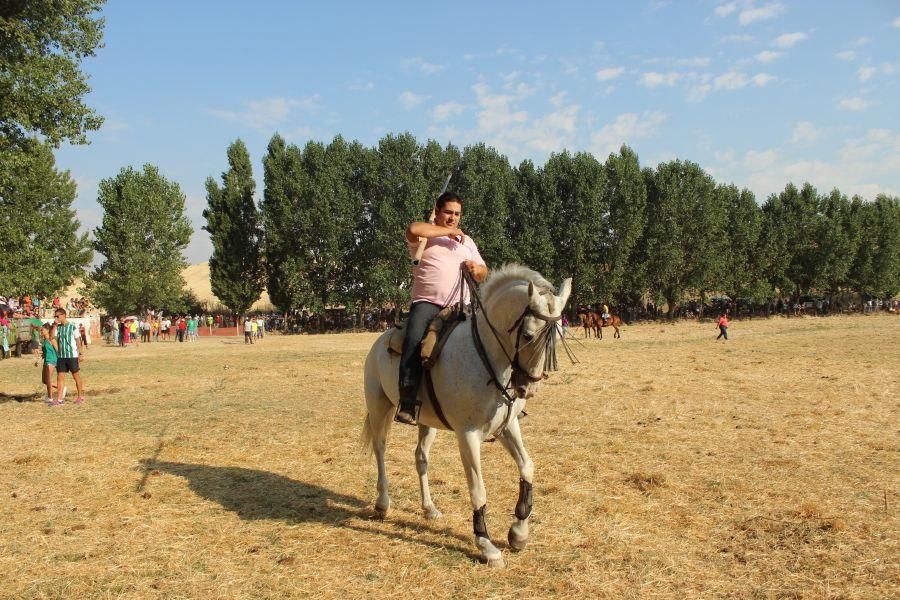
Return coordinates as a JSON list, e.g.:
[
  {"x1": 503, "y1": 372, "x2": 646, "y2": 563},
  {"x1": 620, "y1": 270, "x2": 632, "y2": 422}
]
[
  {"x1": 55, "y1": 311, "x2": 66, "y2": 324},
  {"x1": 435, "y1": 201, "x2": 462, "y2": 228}
]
